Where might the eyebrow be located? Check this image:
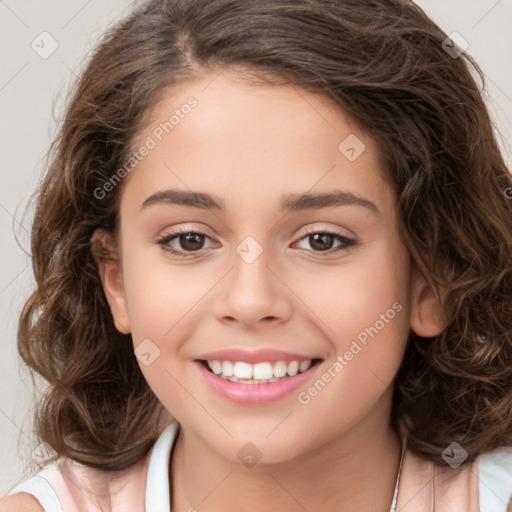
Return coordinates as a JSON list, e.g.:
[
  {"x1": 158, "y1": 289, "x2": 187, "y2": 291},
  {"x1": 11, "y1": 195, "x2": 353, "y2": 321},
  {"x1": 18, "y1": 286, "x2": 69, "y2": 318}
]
[{"x1": 140, "y1": 189, "x2": 380, "y2": 215}]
